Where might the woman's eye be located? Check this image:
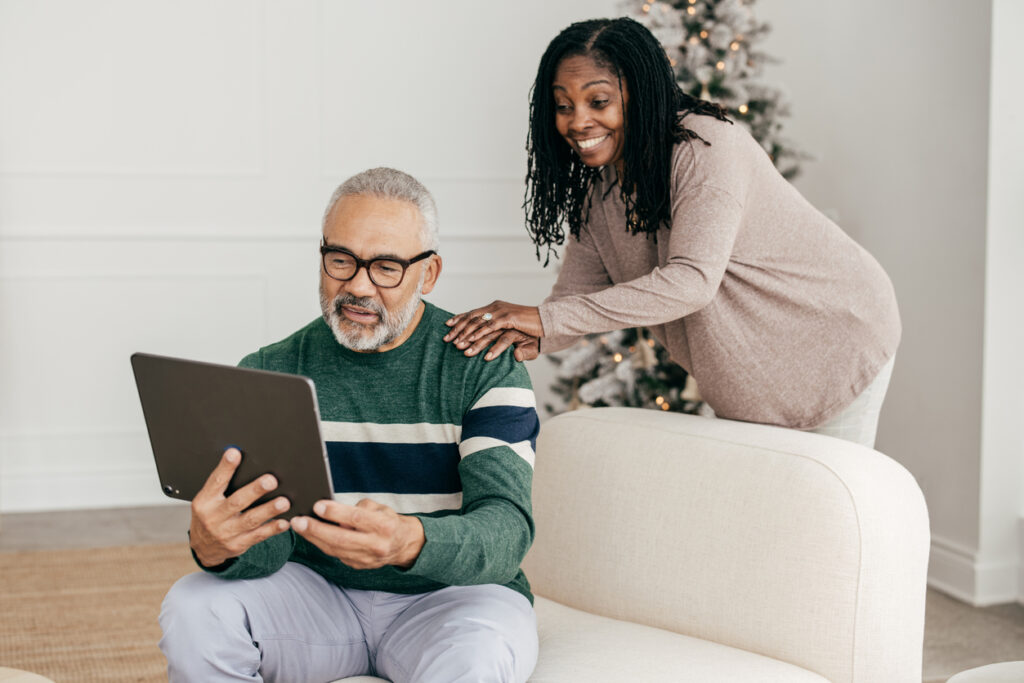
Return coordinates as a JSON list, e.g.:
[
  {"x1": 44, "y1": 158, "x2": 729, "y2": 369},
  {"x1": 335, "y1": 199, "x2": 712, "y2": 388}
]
[
  {"x1": 555, "y1": 103, "x2": 571, "y2": 112},
  {"x1": 592, "y1": 99, "x2": 609, "y2": 108}
]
